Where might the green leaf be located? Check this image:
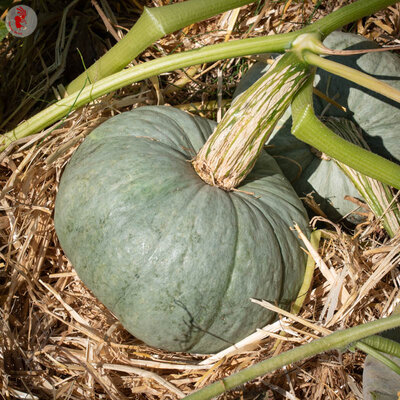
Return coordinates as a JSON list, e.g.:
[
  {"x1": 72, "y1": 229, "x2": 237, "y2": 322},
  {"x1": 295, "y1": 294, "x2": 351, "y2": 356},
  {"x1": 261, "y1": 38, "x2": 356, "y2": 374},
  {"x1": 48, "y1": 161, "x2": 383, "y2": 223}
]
[{"x1": 0, "y1": 20, "x2": 8, "y2": 42}]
